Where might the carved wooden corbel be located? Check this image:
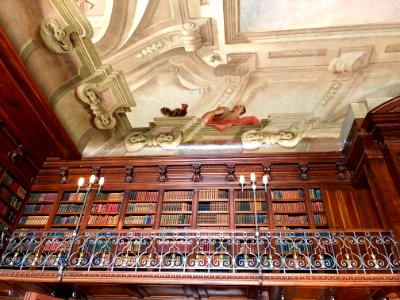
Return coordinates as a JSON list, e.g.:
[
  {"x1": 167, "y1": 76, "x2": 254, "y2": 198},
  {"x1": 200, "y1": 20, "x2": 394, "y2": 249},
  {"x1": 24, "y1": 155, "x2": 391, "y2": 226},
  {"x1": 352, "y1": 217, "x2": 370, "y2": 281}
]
[
  {"x1": 92, "y1": 166, "x2": 101, "y2": 183},
  {"x1": 226, "y1": 164, "x2": 236, "y2": 181},
  {"x1": 192, "y1": 165, "x2": 202, "y2": 182},
  {"x1": 158, "y1": 166, "x2": 167, "y2": 182},
  {"x1": 125, "y1": 166, "x2": 134, "y2": 183},
  {"x1": 262, "y1": 163, "x2": 272, "y2": 181},
  {"x1": 299, "y1": 163, "x2": 309, "y2": 180},
  {"x1": 9, "y1": 145, "x2": 25, "y2": 162},
  {"x1": 59, "y1": 167, "x2": 69, "y2": 184},
  {"x1": 336, "y1": 163, "x2": 346, "y2": 180}
]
